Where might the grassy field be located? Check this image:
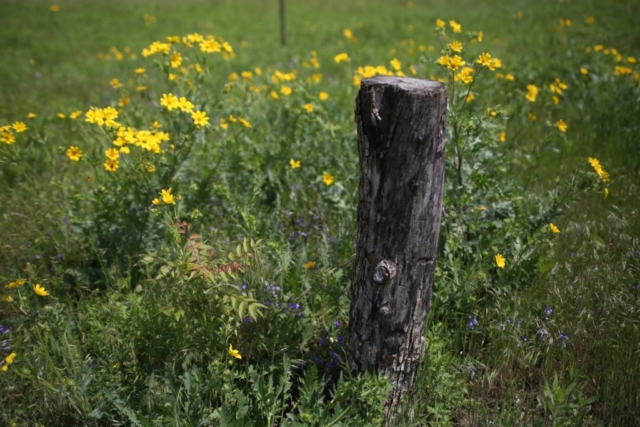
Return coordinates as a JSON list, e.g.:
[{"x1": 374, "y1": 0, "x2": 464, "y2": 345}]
[{"x1": 1, "y1": 0, "x2": 639, "y2": 425}]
